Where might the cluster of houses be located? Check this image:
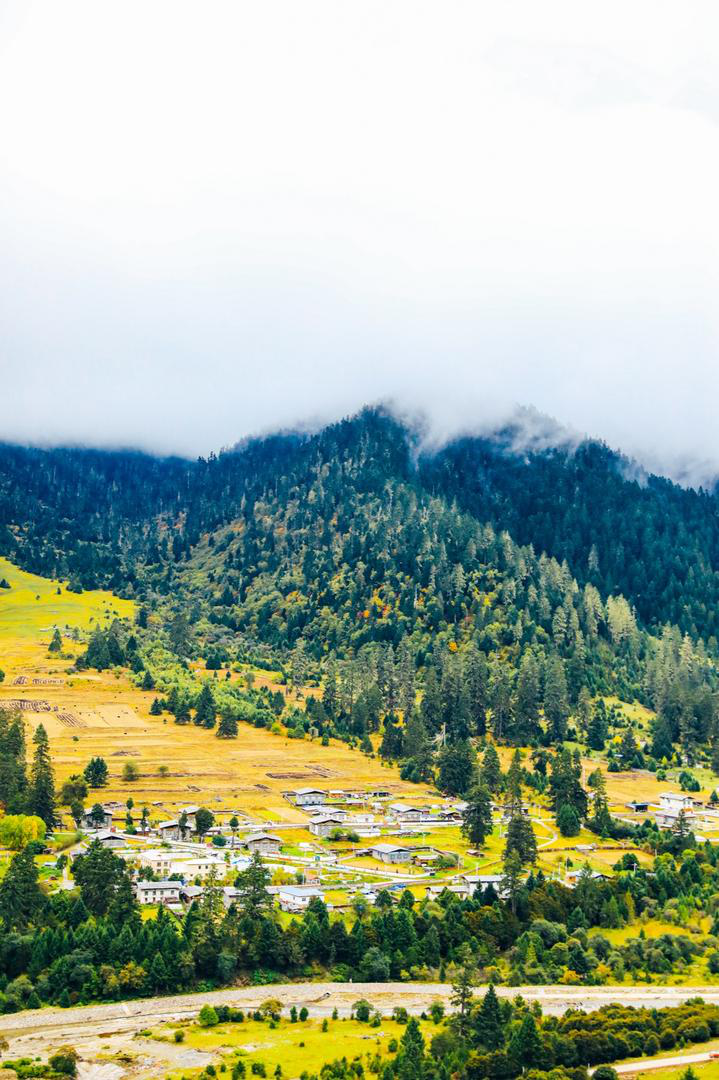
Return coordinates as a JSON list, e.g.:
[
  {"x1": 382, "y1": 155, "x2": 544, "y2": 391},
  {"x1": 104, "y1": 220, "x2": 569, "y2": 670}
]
[
  {"x1": 626, "y1": 791, "x2": 719, "y2": 832},
  {"x1": 286, "y1": 788, "x2": 465, "y2": 837}
]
